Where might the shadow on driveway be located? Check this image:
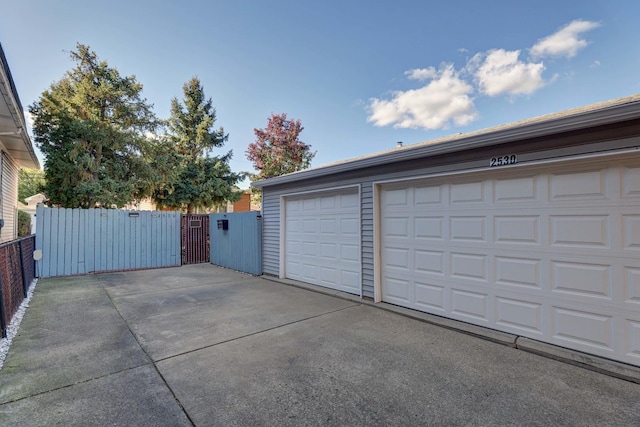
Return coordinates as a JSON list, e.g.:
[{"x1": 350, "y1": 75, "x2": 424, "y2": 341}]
[{"x1": 1, "y1": 264, "x2": 639, "y2": 426}]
